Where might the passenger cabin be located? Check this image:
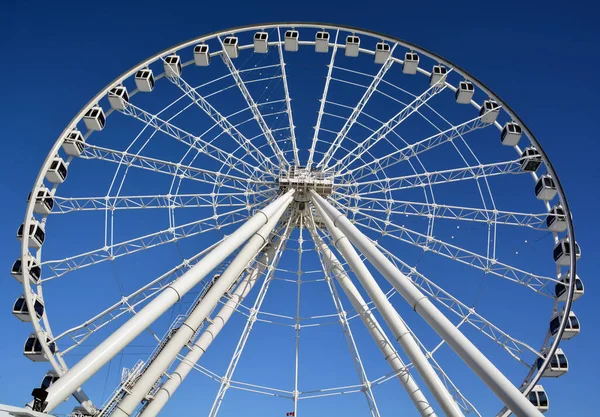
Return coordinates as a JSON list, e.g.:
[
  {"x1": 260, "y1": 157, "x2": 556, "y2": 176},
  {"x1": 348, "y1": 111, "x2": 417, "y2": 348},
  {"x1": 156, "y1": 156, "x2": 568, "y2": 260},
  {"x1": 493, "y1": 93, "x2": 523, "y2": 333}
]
[
  {"x1": 163, "y1": 55, "x2": 182, "y2": 77},
  {"x1": 17, "y1": 218, "x2": 45, "y2": 249},
  {"x1": 456, "y1": 81, "x2": 475, "y2": 104},
  {"x1": 108, "y1": 86, "x2": 129, "y2": 110},
  {"x1": 479, "y1": 99, "x2": 500, "y2": 123},
  {"x1": 62, "y1": 129, "x2": 85, "y2": 157},
  {"x1": 528, "y1": 385, "x2": 549, "y2": 413},
  {"x1": 315, "y1": 31, "x2": 330, "y2": 53},
  {"x1": 501, "y1": 122, "x2": 522, "y2": 146},
  {"x1": 194, "y1": 44, "x2": 210, "y2": 66},
  {"x1": 40, "y1": 371, "x2": 59, "y2": 390},
  {"x1": 45, "y1": 156, "x2": 68, "y2": 184},
  {"x1": 554, "y1": 239, "x2": 581, "y2": 268},
  {"x1": 223, "y1": 37, "x2": 239, "y2": 58},
  {"x1": 535, "y1": 175, "x2": 557, "y2": 201},
  {"x1": 13, "y1": 294, "x2": 44, "y2": 322},
  {"x1": 254, "y1": 32, "x2": 268, "y2": 53},
  {"x1": 374, "y1": 42, "x2": 391, "y2": 64},
  {"x1": 28, "y1": 185, "x2": 54, "y2": 215},
  {"x1": 520, "y1": 147, "x2": 542, "y2": 172},
  {"x1": 550, "y1": 310, "x2": 580, "y2": 339},
  {"x1": 546, "y1": 205, "x2": 567, "y2": 232},
  {"x1": 430, "y1": 65, "x2": 447, "y2": 86},
  {"x1": 345, "y1": 35, "x2": 360, "y2": 57},
  {"x1": 83, "y1": 106, "x2": 105, "y2": 131},
  {"x1": 284, "y1": 30, "x2": 299, "y2": 52},
  {"x1": 536, "y1": 348, "x2": 568, "y2": 377},
  {"x1": 135, "y1": 69, "x2": 155, "y2": 92},
  {"x1": 403, "y1": 52, "x2": 419, "y2": 74},
  {"x1": 11, "y1": 254, "x2": 41, "y2": 285},
  {"x1": 555, "y1": 271, "x2": 584, "y2": 301},
  {"x1": 24, "y1": 333, "x2": 56, "y2": 362}
]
